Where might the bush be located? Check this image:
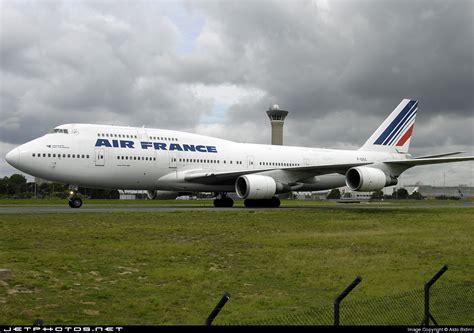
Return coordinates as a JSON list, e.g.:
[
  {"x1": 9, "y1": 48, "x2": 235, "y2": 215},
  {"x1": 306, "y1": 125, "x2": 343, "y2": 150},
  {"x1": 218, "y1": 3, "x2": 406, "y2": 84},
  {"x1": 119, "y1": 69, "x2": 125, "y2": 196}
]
[
  {"x1": 12, "y1": 192, "x2": 34, "y2": 199},
  {"x1": 370, "y1": 190, "x2": 384, "y2": 200}
]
